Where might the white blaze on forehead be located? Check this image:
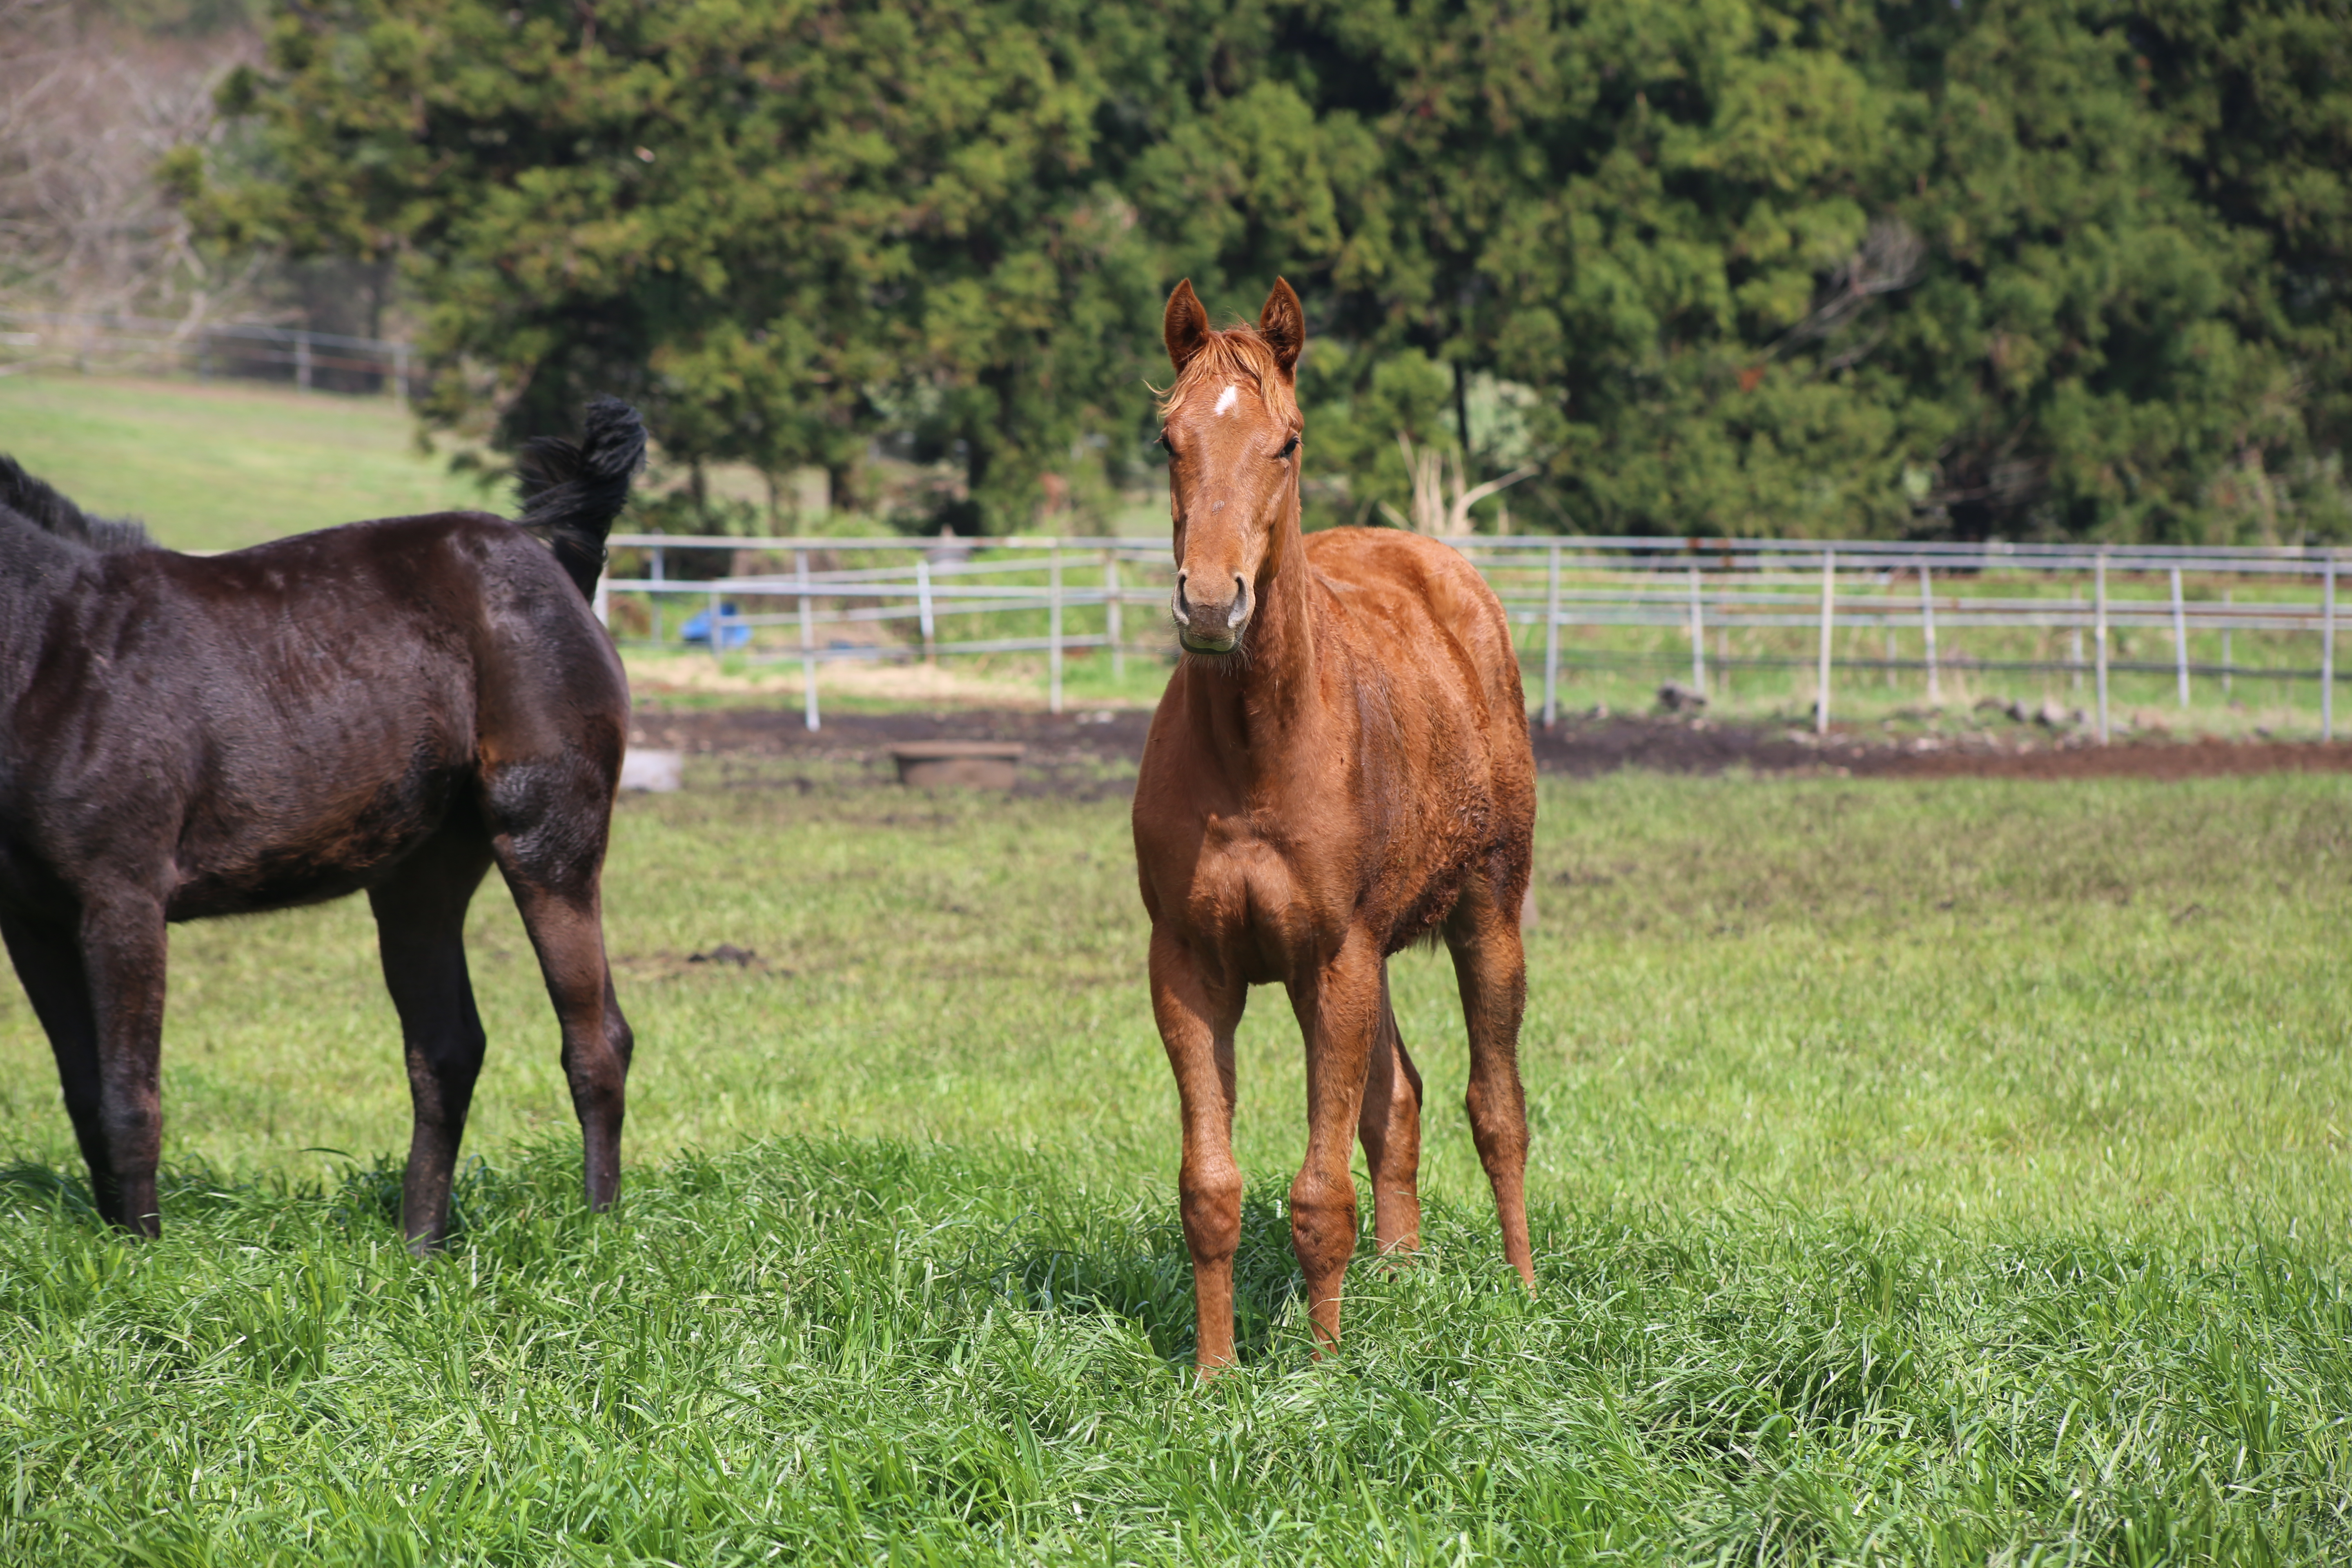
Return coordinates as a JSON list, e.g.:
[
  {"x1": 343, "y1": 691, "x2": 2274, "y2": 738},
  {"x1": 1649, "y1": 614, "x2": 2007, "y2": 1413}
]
[{"x1": 1212, "y1": 384, "x2": 1239, "y2": 417}]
